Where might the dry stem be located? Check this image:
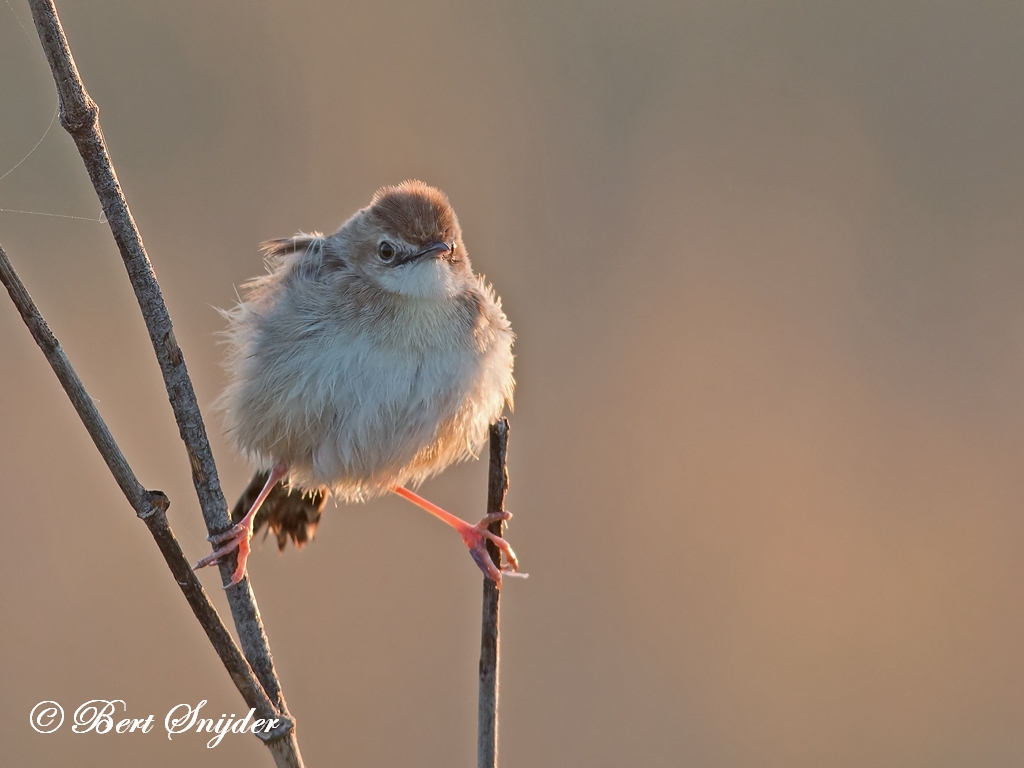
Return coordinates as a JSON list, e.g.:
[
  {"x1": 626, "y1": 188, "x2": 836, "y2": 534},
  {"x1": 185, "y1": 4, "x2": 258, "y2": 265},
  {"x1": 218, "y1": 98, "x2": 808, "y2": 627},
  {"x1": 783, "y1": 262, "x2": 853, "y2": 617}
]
[
  {"x1": 0, "y1": 243, "x2": 283, "y2": 731},
  {"x1": 478, "y1": 419, "x2": 510, "y2": 768},
  {"x1": 20, "y1": 1, "x2": 304, "y2": 765}
]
